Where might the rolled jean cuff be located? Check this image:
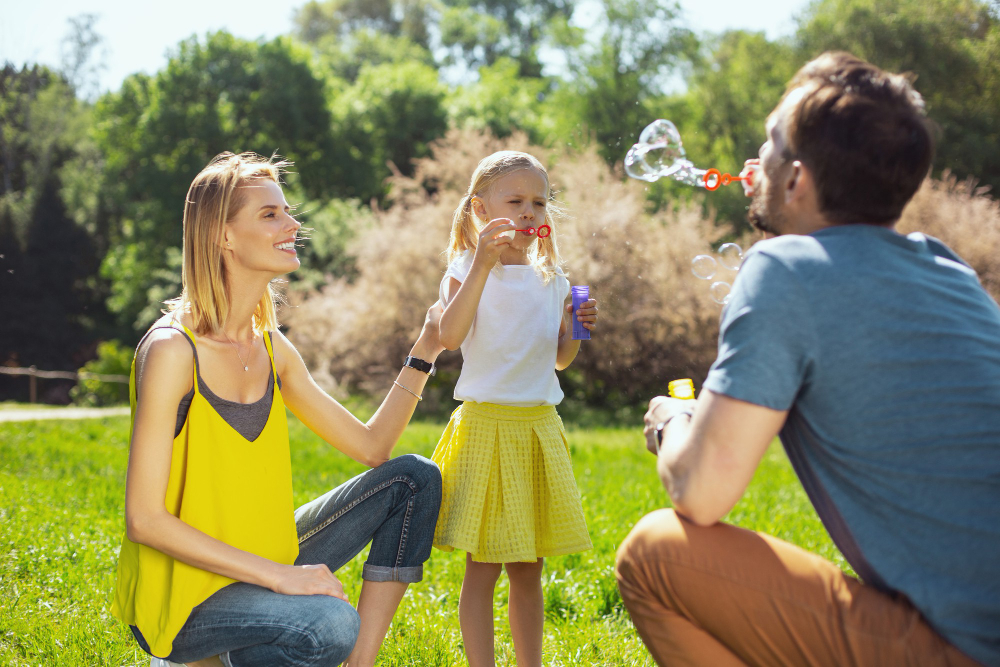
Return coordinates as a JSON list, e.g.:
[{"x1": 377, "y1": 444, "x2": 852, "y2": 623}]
[{"x1": 362, "y1": 563, "x2": 422, "y2": 583}]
